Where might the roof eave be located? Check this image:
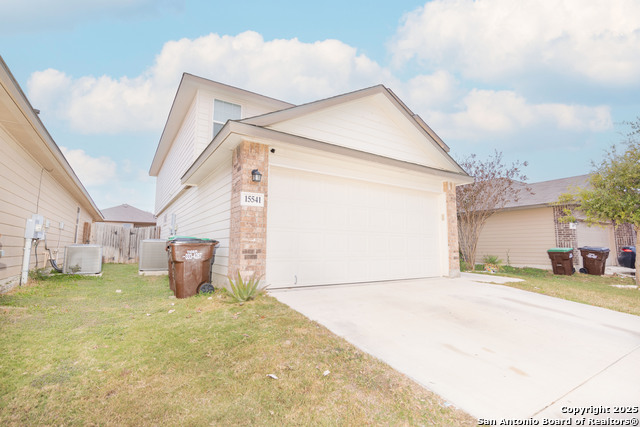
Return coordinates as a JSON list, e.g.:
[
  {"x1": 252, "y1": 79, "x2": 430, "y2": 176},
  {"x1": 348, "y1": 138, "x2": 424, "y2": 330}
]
[
  {"x1": 149, "y1": 73, "x2": 294, "y2": 176},
  {"x1": 240, "y1": 84, "x2": 466, "y2": 176},
  {"x1": 0, "y1": 56, "x2": 103, "y2": 221},
  {"x1": 182, "y1": 122, "x2": 473, "y2": 187}
]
